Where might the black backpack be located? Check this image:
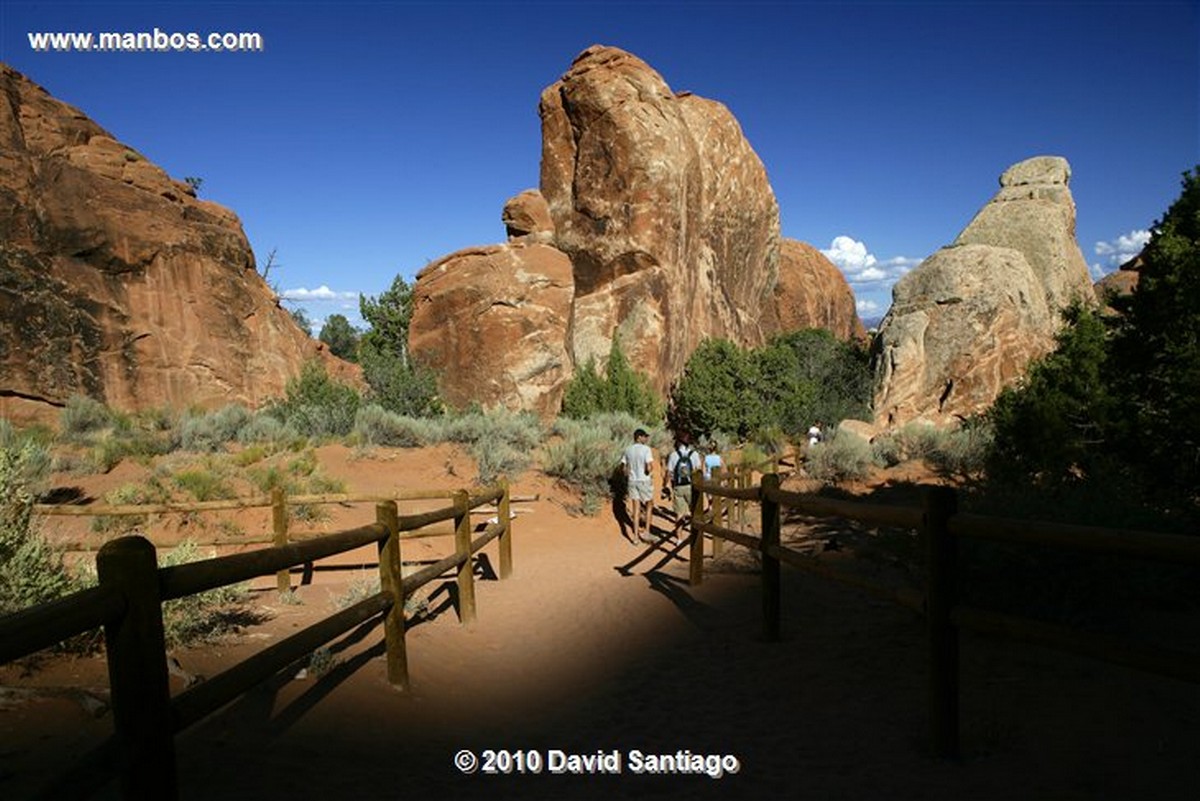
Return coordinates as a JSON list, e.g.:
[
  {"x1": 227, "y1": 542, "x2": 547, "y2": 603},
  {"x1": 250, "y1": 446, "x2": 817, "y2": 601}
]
[{"x1": 672, "y1": 448, "x2": 694, "y2": 487}]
